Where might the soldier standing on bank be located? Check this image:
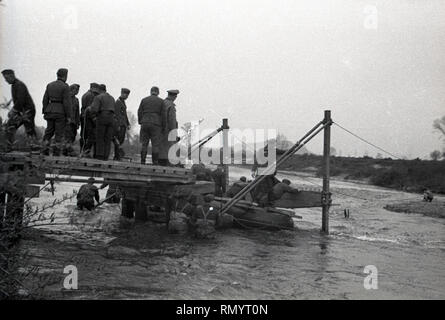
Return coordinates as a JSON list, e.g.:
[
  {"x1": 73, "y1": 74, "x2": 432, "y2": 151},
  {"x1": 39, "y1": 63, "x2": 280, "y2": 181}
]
[
  {"x1": 1, "y1": 69, "x2": 38, "y2": 152},
  {"x1": 113, "y1": 88, "x2": 131, "y2": 160},
  {"x1": 63, "y1": 83, "x2": 80, "y2": 156},
  {"x1": 81, "y1": 83, "x2": 100, "y2": 158},
  {"x1": 80, "y1": 83, "x2": 98, "y2": 151},
  {"x1": 90, "y1": 84, "x2": 115, "y2": 160},
  {"x1": 42, "y1": 68, "x2": 72, "y2": 156},
  {"x1": 159, "y1": 89, "x2": 180, "y2": 166},
  {"x1": 137, "y1": 86, "x2": 164, "y2": 164}
]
